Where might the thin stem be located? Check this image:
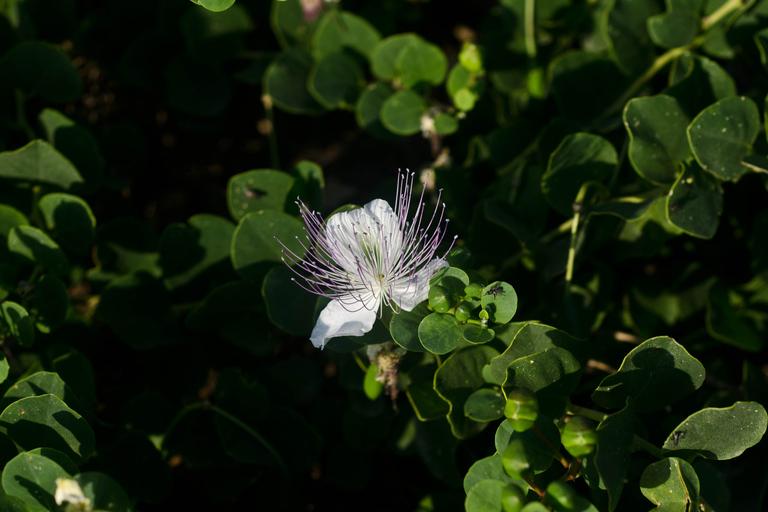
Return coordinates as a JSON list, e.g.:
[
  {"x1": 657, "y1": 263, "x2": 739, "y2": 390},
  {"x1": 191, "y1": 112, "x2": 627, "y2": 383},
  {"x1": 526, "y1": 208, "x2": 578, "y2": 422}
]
[
  {"x1": 14, "y1": 89, "x2": 35, "y2": 142},
  {"x1": 566, "y1": 403, "x2": 609, "y2": 423},
  {"x1": 559, "y1": 457, "x2": 582, "y2": 481},
  {"x1": 532, "y1": 425, "x2": 569, "y2": 469},
  {"x1": 564, "y1": 204, "x2": 580, "y2": 289},
  {"x1": 433, "y1": 353, "x2": 442, "y2": 367},
  {"x1": 352, "y1": 351, "x2": 368, "y2": 373},
  {"x1": 262, "y1": 95, "x2": 281, "y2": 170},
  {"x1": 29, "y1": 186, "x2": 43, "y2": 228},
  {"x1": 524, "y1": 476, "x2": 545, "y2": 497},
  {"x1": 632, "y1": 434, "x2": 664, "y2": 459},
  {"x1": 701, "y1": 0, "x2": 743, "y2": 31},
  {"x1": 524, "y1": 0, "x2": 536, "y2": 59}
]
